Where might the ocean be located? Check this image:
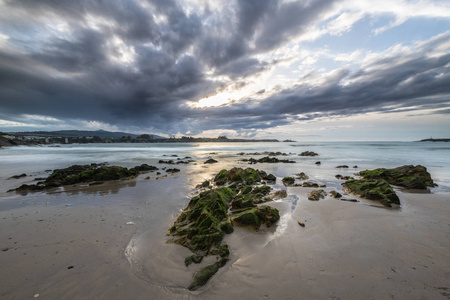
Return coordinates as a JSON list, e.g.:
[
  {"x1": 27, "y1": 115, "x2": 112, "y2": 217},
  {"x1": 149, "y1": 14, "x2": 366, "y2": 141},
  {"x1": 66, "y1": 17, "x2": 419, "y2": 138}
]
[{"x1": 1, "y1": 141, "x2": 449, "y2": 194}]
